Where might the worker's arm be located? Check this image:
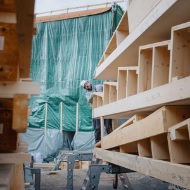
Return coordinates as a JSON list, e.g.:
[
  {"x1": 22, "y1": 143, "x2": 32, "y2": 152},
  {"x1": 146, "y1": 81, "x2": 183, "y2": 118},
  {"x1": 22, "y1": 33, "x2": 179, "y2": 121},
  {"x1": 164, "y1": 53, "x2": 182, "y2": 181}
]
[{"x1": 94, "y1": 84, "x2": 103, "y2": 92}]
